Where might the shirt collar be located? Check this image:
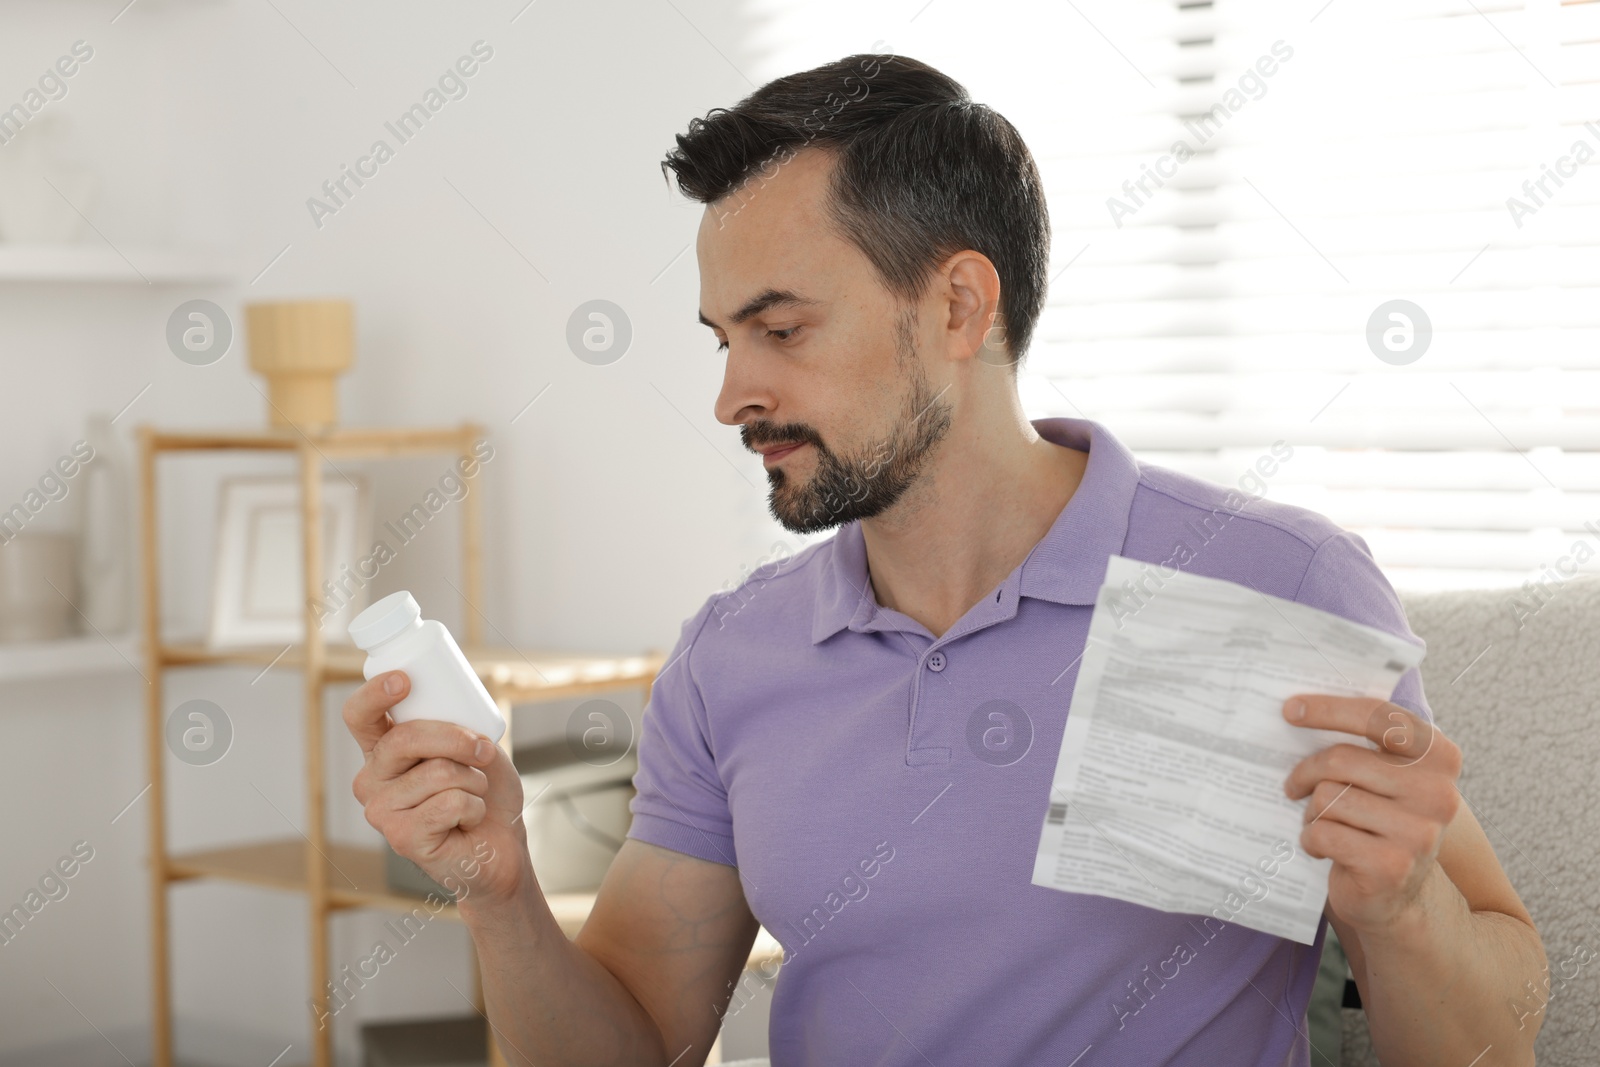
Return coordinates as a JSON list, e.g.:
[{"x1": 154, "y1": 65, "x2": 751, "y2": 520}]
[{"x1": 811, "y1": 417, "x2": 1141, "y2": 644}]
